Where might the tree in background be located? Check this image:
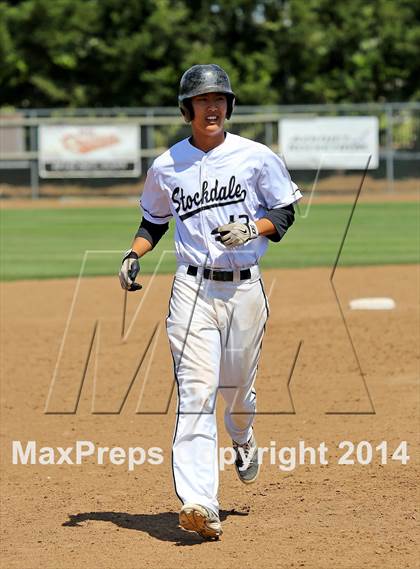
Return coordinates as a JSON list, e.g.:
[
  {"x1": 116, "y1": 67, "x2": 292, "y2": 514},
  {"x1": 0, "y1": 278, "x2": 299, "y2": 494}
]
[{"x1": 0, "y1": 0, "x2": 419, "y2": 108}]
